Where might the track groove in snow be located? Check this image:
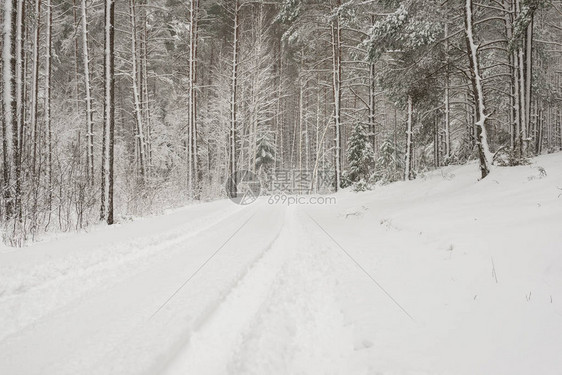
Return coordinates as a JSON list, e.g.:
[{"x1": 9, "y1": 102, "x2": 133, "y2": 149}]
[
  {"x1": 162, "y1": 210, "x2": 292, "y2": 375},
  {"x1": 163, "y1": 208, "x2": 355, "y2": 375},
  {"x1": 0, "y1": 203, "x2": 246, "y2": 342},
  {"x1": 0, "y1": 203, "x2": 285, "y2": 375},
  {"x1": 227, "y1": 211, "x2": 354, "y2": 375}
]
